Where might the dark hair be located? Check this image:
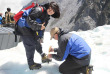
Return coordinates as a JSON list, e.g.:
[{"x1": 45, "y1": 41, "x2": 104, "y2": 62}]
[
  {"x1": 7, "y1": 8, "x2": 11, "y2": 12},
  {"x1": 49, "y1": 2, "x2": 60, "y2": 18}
]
